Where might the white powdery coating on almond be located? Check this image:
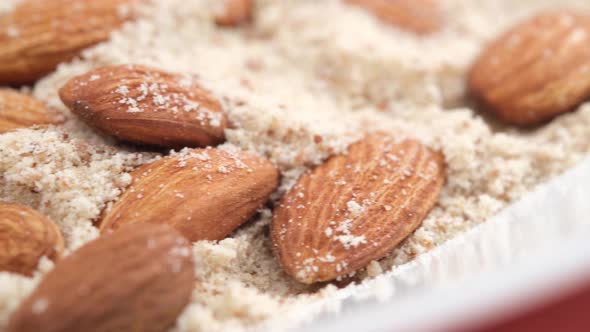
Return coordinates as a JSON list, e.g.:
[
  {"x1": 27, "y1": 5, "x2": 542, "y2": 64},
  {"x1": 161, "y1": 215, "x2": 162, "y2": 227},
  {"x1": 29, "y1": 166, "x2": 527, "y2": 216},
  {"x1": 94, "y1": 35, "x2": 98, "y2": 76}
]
[
  {"x1": 102, "y1": 71, "x2": 225, "y2": 128},
  {"x1": 31, "y1": 298, "x2": 49, "y2": 315},
  {"x1": 346, "y1": 200, "x2": 364, "y2": 217},
  {"x1": 333, "y1": 219, "x2": 367, "y2": 250},
  {"x1": 0, "y1": 0, "x2": 588, "y2": 331}
]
